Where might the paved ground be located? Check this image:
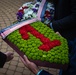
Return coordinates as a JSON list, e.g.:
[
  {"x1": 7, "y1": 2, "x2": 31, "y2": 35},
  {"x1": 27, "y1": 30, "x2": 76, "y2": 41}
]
[{"x1": 0, "y1": 0, "x2": 60, "y2": 75}]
